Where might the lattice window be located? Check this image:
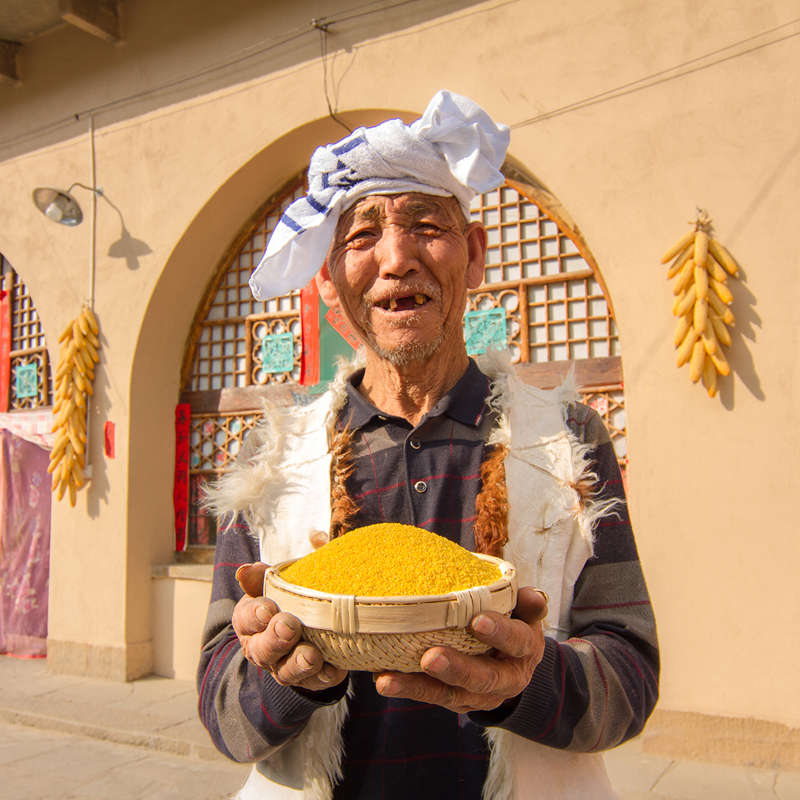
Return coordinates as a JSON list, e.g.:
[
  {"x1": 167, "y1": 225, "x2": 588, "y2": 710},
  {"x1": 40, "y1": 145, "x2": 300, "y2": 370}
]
[
  {"x1": 189, "y1": 412, "x2": 260, "y2": 472},
  {"x1": 466, "y1": 183, "x2": 626, "y2": 478},
  {"x1": 466, "y1": 186, "x2": 619, "y2": 364},
  {"x1": 187, "y1": 412, "x2": 260, "y2": 545},
  {"x1": 181, "y1": 174, "x2": 628, "y2": 549},
  {"x1": 181, "y1": 176, "x2": 309, "y2": 548},
  {"x1": 0, "y1": 255, "x2": 52, "y2": 410},
  {"x1": 184, "y1": 175, "x2": 306, "y2": 393},
  {"x1": 583, "y1": 388, "x2": 627, "y2": 461}
]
